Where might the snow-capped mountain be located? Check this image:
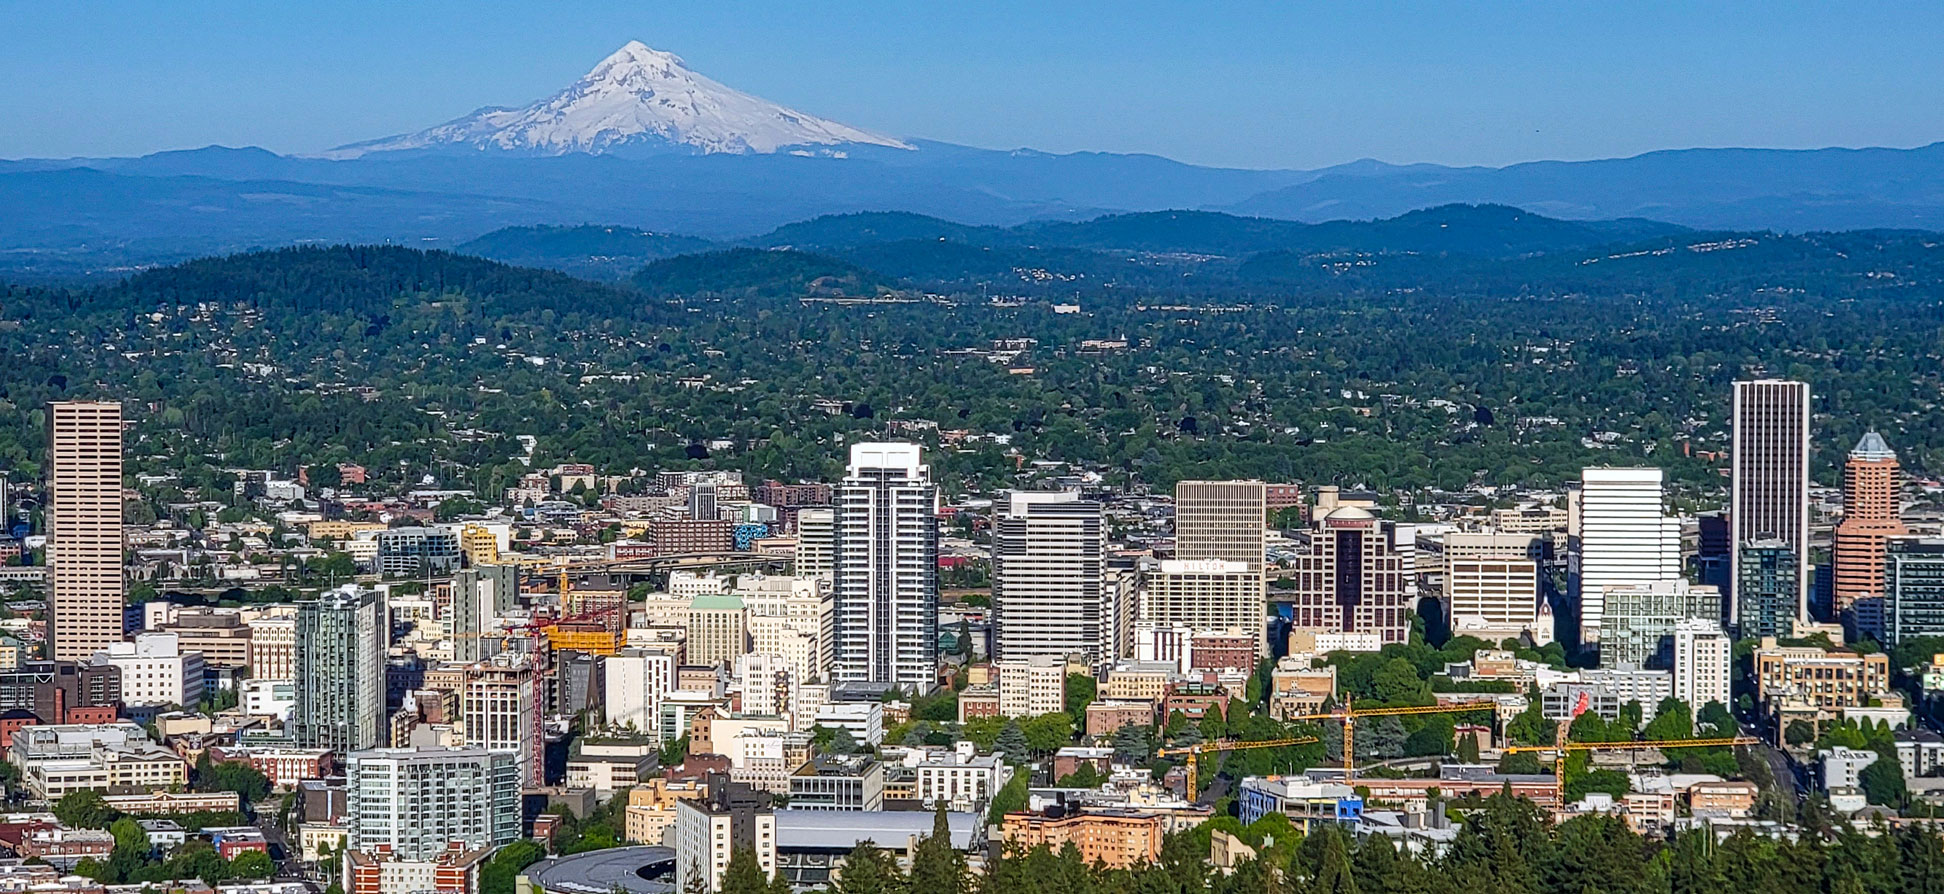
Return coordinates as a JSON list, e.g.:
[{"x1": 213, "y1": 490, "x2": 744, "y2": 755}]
[{"x1": 330, "y1": 40, "x2": 912, "y2": 158}]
